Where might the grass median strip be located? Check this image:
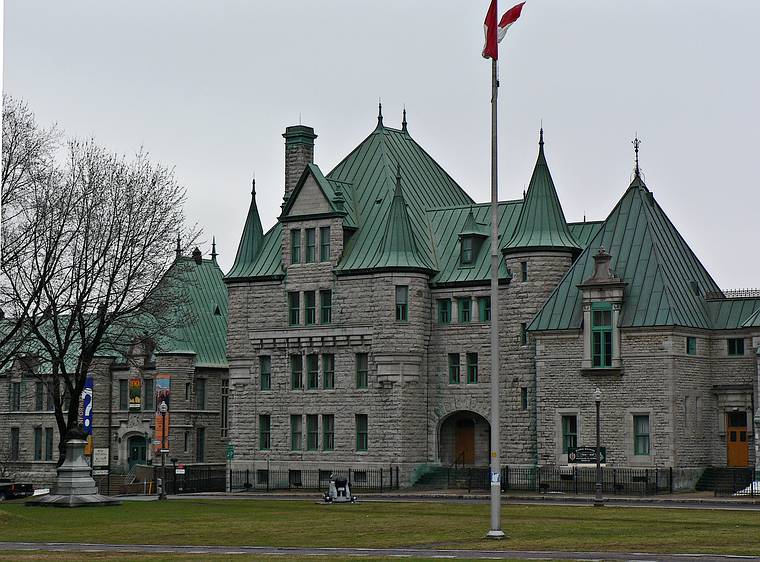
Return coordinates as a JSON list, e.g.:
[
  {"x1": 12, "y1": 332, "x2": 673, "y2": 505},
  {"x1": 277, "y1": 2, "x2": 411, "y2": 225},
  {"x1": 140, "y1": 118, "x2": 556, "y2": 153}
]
[{"x1": 0, "y1": 499, "x2": 758, "y2": 555}]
